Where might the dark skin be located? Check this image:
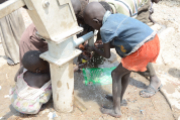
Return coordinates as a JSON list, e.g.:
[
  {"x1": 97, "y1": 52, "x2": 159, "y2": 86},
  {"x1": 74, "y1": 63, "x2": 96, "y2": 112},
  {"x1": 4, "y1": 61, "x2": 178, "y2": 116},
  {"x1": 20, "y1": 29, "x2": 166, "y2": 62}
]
[
  {"x1": 84, "y1": 2, "x2": 161, "y2": 117},
  {"x1": 85, "y1": 0, "x2": 162, "y2": 98},
  {"x1": 15, "y1": 52, "x2": 50, "y2": 88},
  {"x1": 71, "y1": 0, "x2": 81, "y2": 15},
  {"x1": 88, "y1": 39, "x2": 130, "y2": 117},
  {"x1": 25, "y1": 59, "x2": 50, "y2": 74},
  {"x1": 71, "y1": 0, "x2": 93, "y2": 64},
  {"x1": 81, "y1": 0, "x2": 157, "y2": 66},
  {"x1": 92, "y1": 36, "x2": 161, "y2": 99},
  {"x1": 71, "y1": 0, "x2": 87, "y2": 26},
  {"x1": 71, "y1": 0, "x2": 160, "y2": 38},
  {"x1": 15, "y1": 66, "x2": 50, "y2": 88},
  {"x1": 24, "y1": 71, "x2": 50, "y2": 88}
]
